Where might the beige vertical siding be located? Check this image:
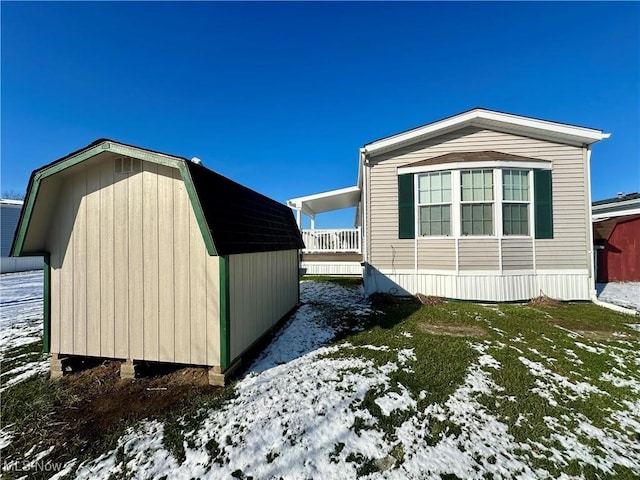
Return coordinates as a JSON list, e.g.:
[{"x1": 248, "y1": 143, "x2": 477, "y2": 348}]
[
  {"x1": 46, "y1": 159, "x2": 220, "y2": 366},
  {"x1": 86, "y1": 166, "x2": 101, "y2": 356},
  {"x1": 228, "y1": 249, "x2": 299, "y2": 362},
  {"x1": 417, "y1": 239, "x2": 456, "y2": 270},
  {"x1": 502, "y1": 238, "x2": 534, "y2": 270},
  {"x1": 367, "y1": 127, "x2": 588, "y2": 271},
  {"x1": 142, "y1": 163, "x2": 159, "y2": 360},
  {"x1": 157, "y1": 165, "x2": 176, "y2": 361},
  {"x1": 99, "y1": 161, "x2": 115, "y2": 358}
]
